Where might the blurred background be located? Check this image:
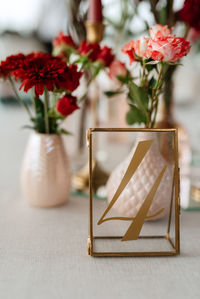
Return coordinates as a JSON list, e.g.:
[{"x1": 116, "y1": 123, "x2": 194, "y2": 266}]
[{"x1": 0, "y1": 0, "x2": 200, "y2": 206}]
